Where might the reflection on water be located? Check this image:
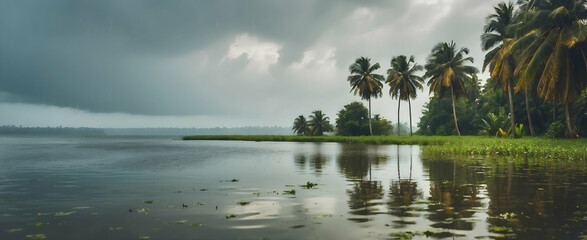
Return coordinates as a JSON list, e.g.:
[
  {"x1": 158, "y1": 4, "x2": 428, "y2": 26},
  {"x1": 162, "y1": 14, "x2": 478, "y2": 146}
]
[
  {"x1": 0, "y1": 136, "x2": 585, "y2": 240},
  {"x1": 294, "y1": 143, "x2": 330, "y2": 176}
]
